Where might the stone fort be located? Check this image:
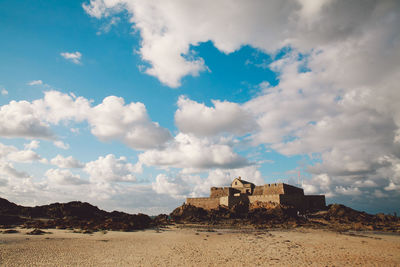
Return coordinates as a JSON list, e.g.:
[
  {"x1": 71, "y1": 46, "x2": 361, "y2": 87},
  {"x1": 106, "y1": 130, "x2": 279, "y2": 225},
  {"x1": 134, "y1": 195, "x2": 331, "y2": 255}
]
[{"x1": 186, "y1": 177, "x2": 326, "y2": 211}]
